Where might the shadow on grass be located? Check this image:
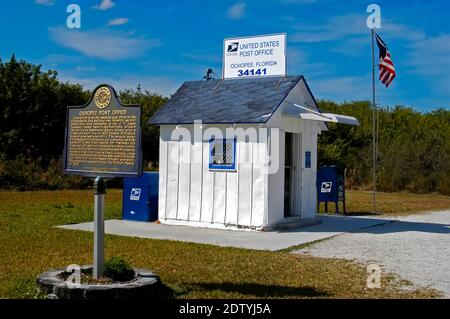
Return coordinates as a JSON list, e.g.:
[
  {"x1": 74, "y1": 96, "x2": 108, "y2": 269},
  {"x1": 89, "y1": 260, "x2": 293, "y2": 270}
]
[
  {"x1": 344, "y1": 211, "x2": 382, "y2": 216},
  {"x1": 193, "y1": 282, "x2": 331, "y2": 298}
]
